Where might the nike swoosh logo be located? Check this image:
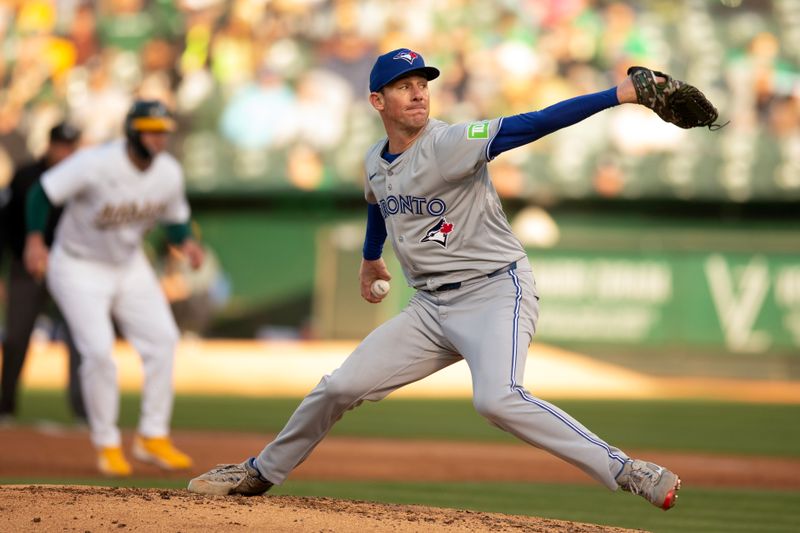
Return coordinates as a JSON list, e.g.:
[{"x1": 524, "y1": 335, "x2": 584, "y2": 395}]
[{"x1": 368, "y1": 173, "x2": 377, "y2": 181}]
